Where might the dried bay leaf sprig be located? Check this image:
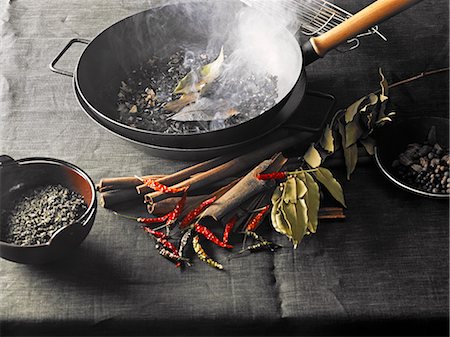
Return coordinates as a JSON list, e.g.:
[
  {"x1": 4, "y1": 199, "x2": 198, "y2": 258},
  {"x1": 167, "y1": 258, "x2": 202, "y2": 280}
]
[
  {"x1": 272, "y1": 69, "x2": 393, "y2": 248},
  {"x1": 304, "y1": 68, "x2": 394, "y2": 179},
  {"x1": 270, "y1": 168, "x2": 345, "y2": 248}
]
